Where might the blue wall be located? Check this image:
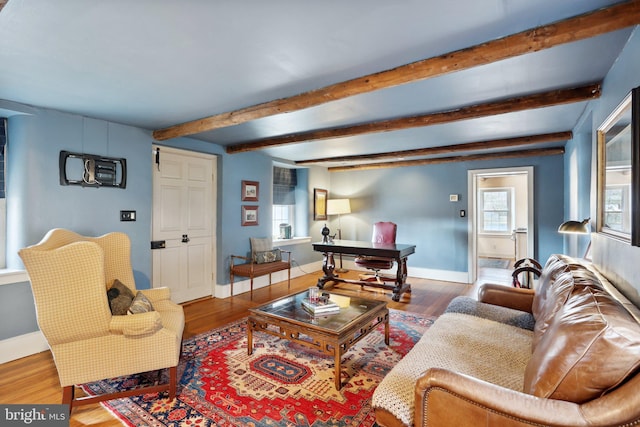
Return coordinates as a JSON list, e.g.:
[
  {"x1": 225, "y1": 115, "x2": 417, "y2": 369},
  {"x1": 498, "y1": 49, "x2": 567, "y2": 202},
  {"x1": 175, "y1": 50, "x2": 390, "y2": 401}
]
[
  {"x1": 330, "y1": 155, "x2": 565, "y2": 273},
  {"x1": 563, "y1": 114, "x2": 592, "y2": 257},
  {"x1": 7, "y1": 111, "x2": 153, "y2": 286},
  {"x1": 566, "y1": 27, "x2": 640, "y2": 303}
]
